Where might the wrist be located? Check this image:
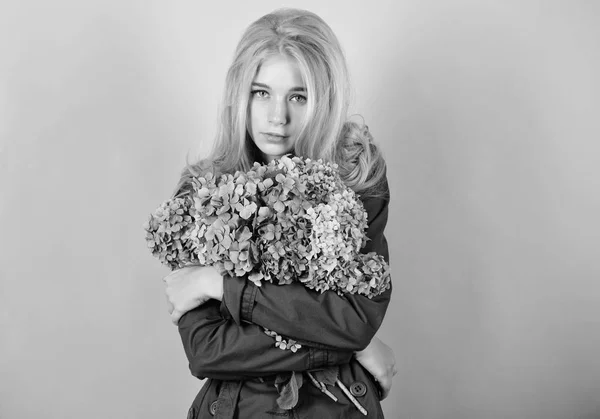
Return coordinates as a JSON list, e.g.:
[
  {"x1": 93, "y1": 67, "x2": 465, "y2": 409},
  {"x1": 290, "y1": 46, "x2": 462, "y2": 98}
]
[{"x1": 208, "y1": 267, "x2": 224, "y2": 301}]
